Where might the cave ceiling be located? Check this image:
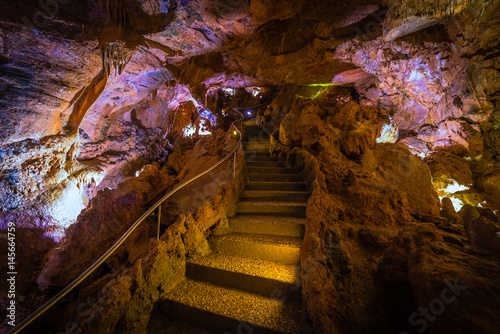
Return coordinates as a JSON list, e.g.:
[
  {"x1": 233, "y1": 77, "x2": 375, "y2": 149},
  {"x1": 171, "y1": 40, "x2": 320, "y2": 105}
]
[{"x1": 1, "y1": 0, "x2": 500, "y2": 230}]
